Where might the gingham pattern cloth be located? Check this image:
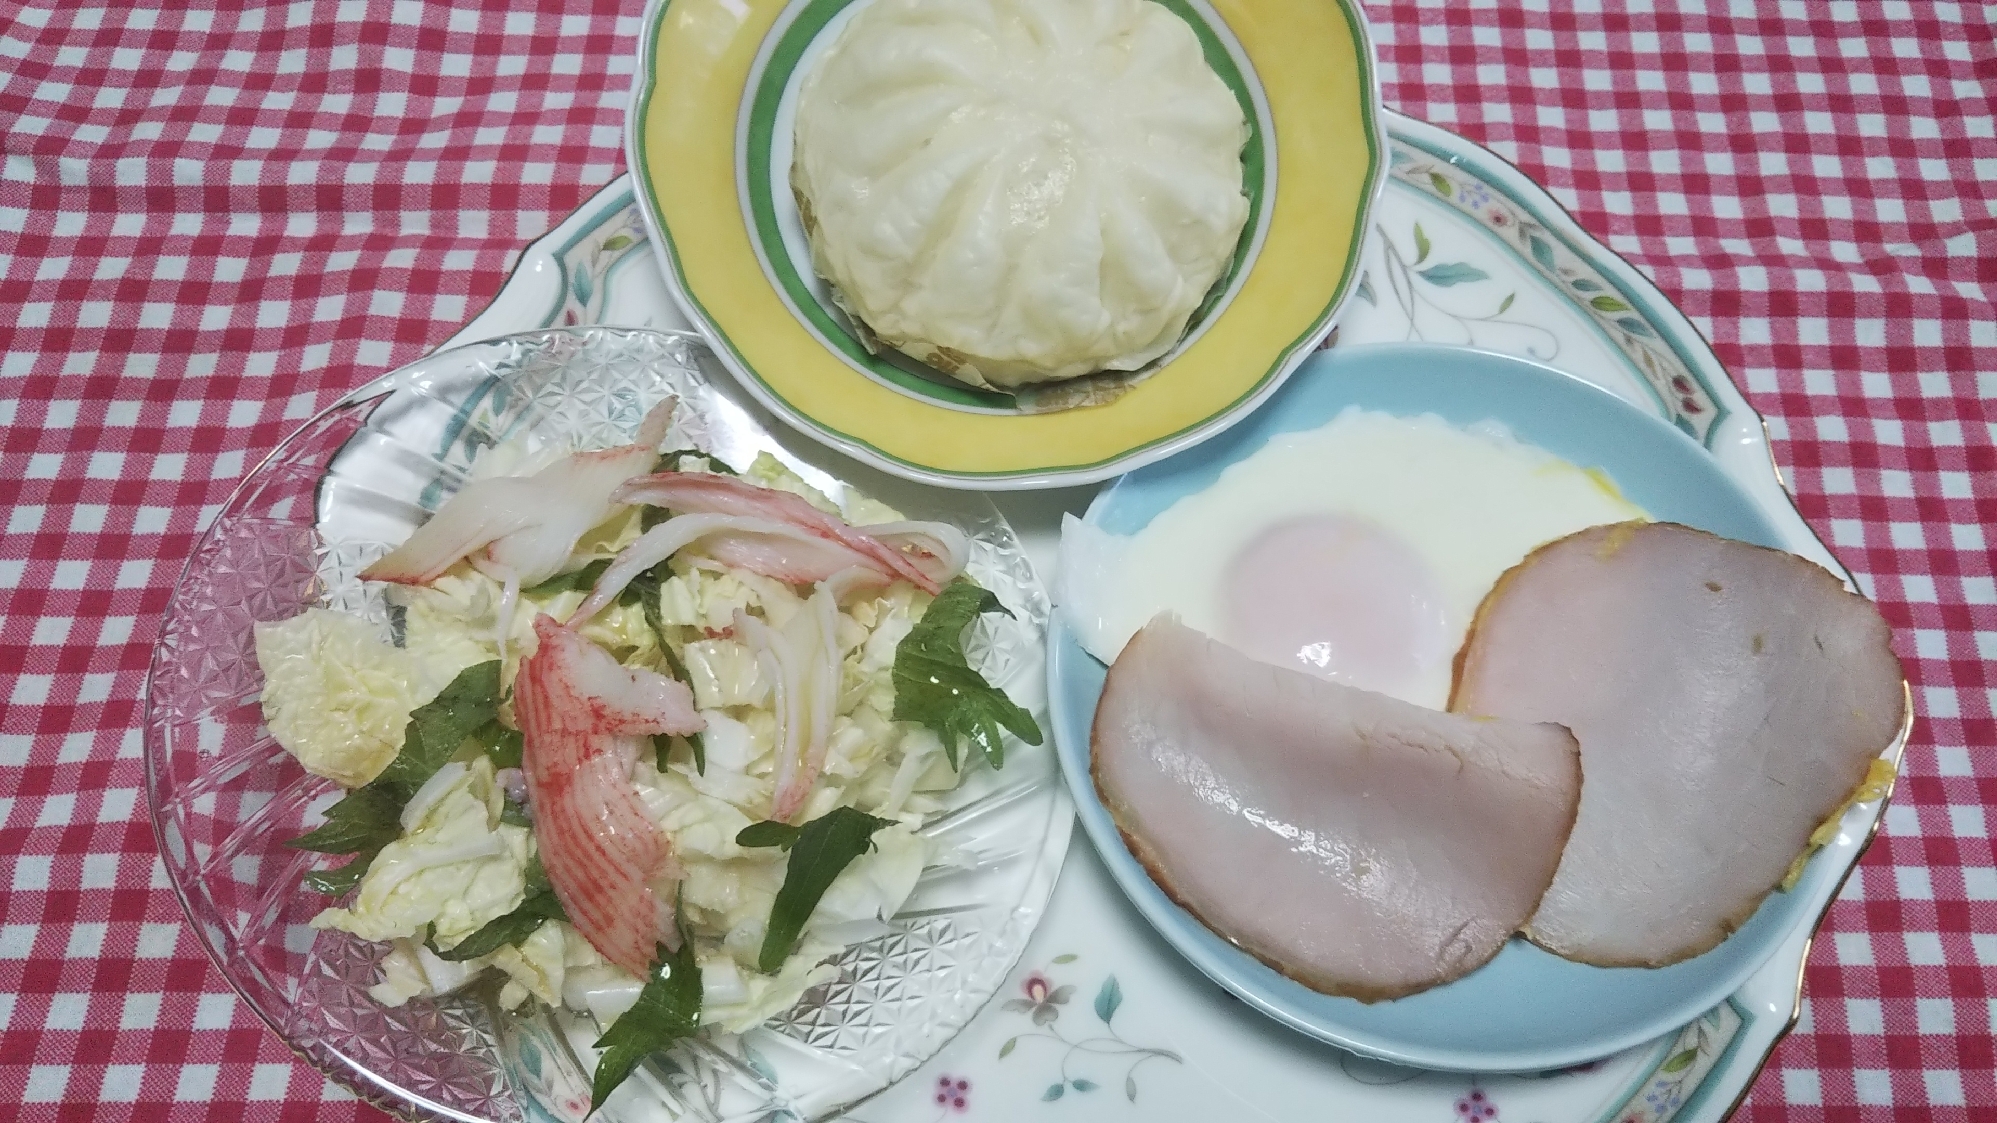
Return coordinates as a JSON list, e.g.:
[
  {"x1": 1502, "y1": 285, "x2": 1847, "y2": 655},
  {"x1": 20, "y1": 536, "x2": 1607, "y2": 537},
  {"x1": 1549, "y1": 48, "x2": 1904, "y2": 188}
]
[{"x1": 0, "y1": 0, "x2": 1989, "y2": 1119}]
